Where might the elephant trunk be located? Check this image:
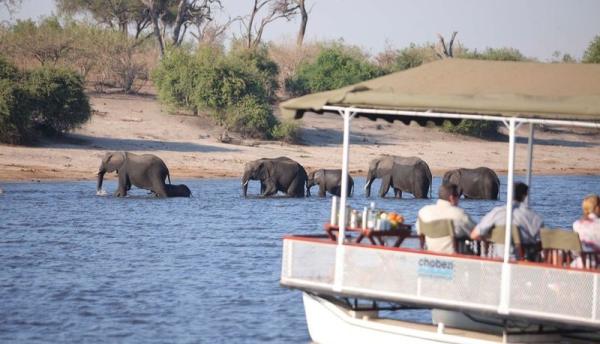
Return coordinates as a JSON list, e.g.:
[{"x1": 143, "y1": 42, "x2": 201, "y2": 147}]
[
  {"x1": 96, "y1": 169, "x2": 106, "y2": 192},
  {"x1": 364, "y1": 171, "x2": 374, "y2": 197},
  {"x1": 306, "y1": 182, "x2": 311, "y2": 197},
  {"x1": 242, "y1": 172, "x2": 250, "y2": 197}
]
